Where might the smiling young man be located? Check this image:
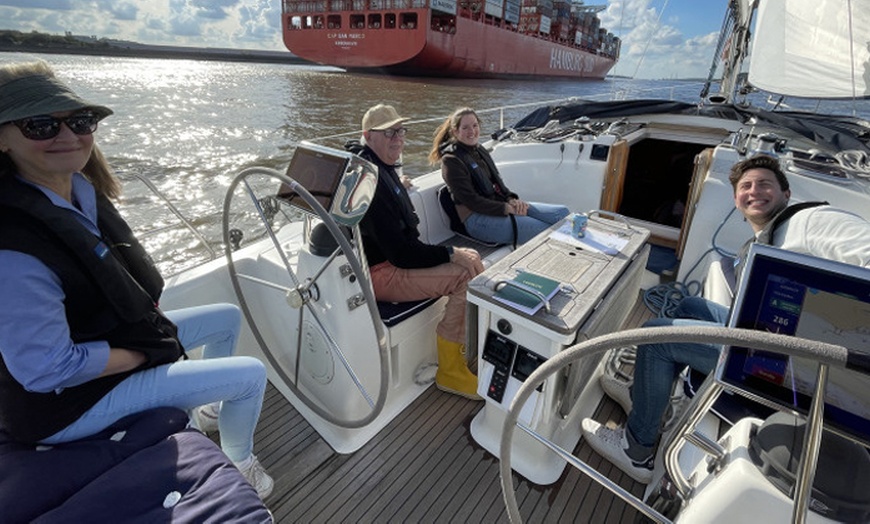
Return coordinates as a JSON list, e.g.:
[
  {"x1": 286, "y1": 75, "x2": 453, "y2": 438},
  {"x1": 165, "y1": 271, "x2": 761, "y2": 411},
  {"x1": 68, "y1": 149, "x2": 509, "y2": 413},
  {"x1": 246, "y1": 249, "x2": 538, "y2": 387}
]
[
  {"x1": 350, "y1": 104, "x2": 485, "y2": 399},
  {"x1": 733, "y1": 155, "x2": 791, "y2": 231},
  {"x1": 581, "y1": 154, "x2": 870, "y2": 484}
]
